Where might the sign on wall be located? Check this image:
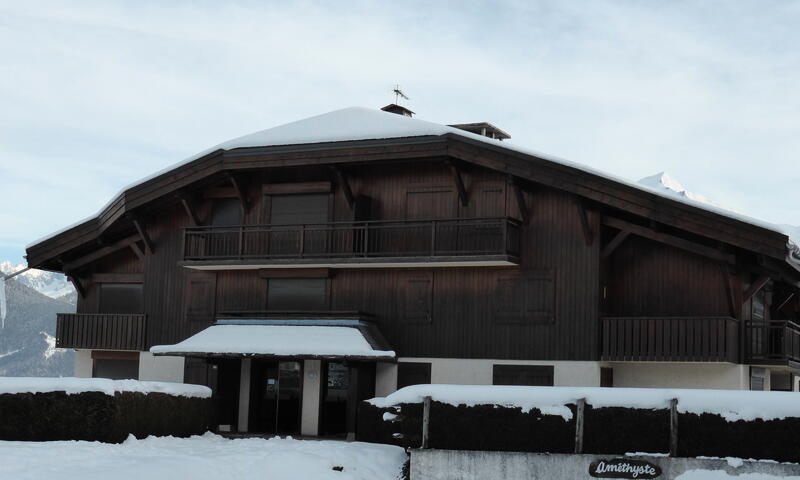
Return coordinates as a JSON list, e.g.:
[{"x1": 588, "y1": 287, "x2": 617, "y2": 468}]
[{"x1": 588, "y1": 458, "x2": 662, "y2": 479}]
